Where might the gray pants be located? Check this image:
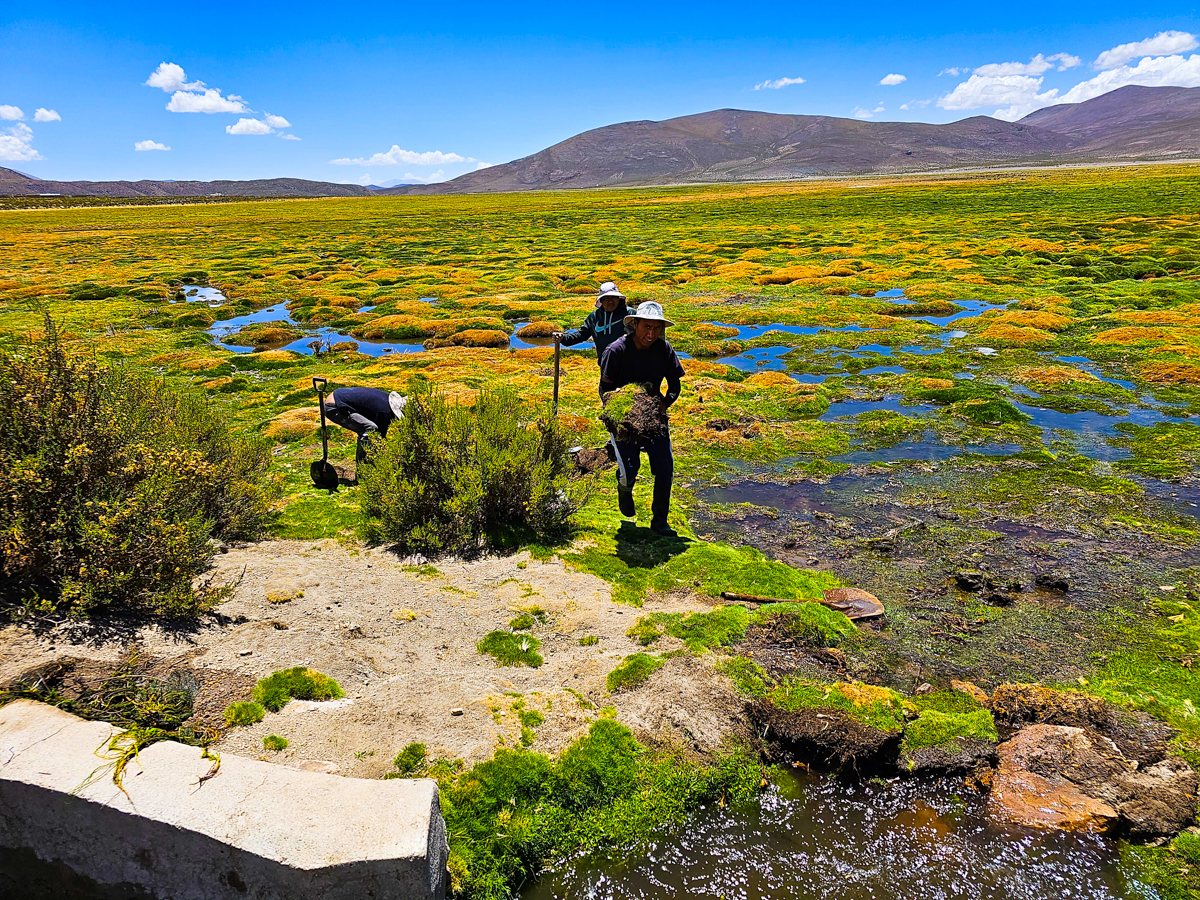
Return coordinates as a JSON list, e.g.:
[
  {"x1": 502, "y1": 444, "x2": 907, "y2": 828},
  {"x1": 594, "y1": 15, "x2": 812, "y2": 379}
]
[{"x1": 324, "y1": 402, "x2": 378, "y2": 464}]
